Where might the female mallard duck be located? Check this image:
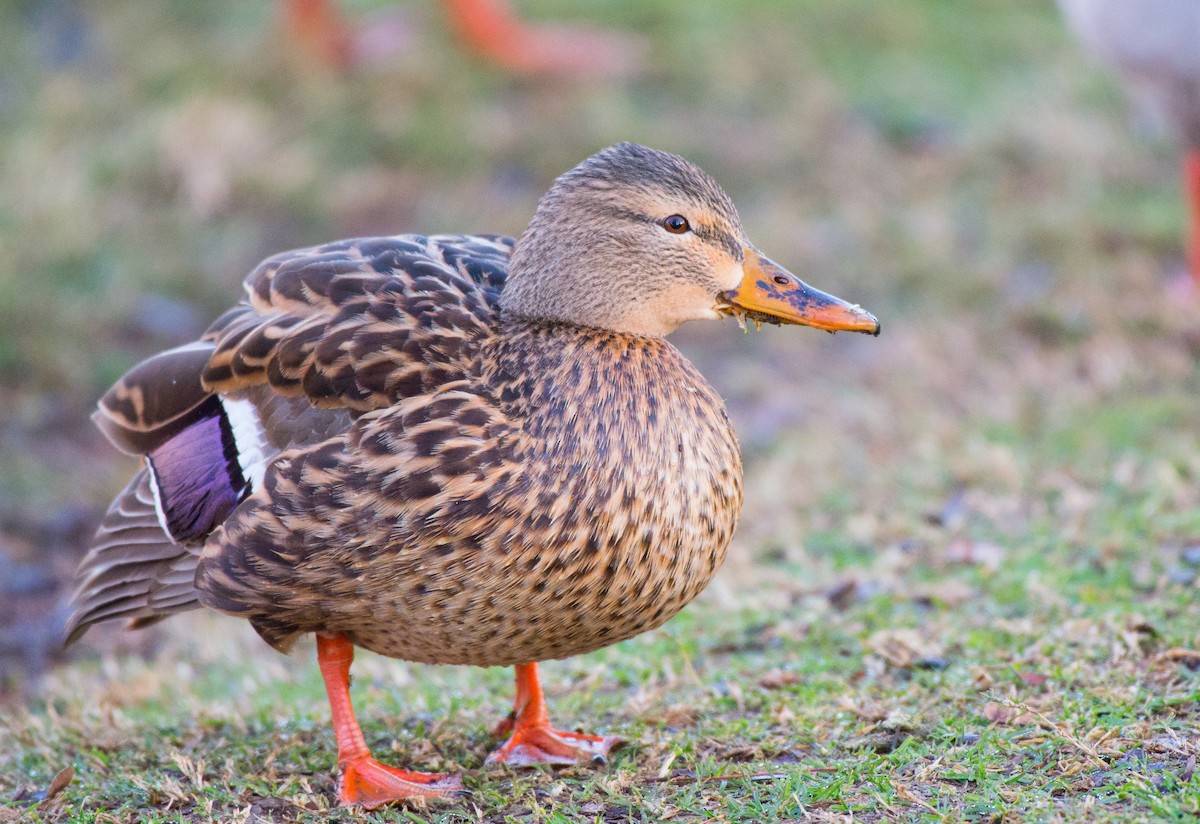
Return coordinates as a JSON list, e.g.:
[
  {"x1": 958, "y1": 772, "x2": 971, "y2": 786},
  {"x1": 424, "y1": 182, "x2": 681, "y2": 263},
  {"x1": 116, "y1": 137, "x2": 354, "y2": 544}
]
[{"x1": 65, "y1": 143, "x2": 879, "y2": 808}]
